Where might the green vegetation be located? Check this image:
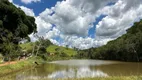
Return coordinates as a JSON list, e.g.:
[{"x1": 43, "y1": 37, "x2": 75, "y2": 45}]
[
  {"x1": 20, "y1": 42, "x2": 34, "y2": 50},
  {"x1": 46, "y1": 45, "x2": 77, "y2": 56},
  {"x1": 0, "y1": 57, "x2": 42, "y2": 77},
  {"x1": 19, "y1": 42, "x2": 77, "y2": 61},
  {"x1": 76, "y1": 19, "x2": 142, "y2": 62},
  {"x1": 20, "y1": 42, "x2": 76, "y2": 56},
  {"x1": 19, "y1": 39, "x2": 77, "y2": 57},
  {"x1": 0, "y1": 0, "x2": 37, "y2": 61}
]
